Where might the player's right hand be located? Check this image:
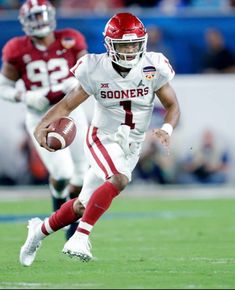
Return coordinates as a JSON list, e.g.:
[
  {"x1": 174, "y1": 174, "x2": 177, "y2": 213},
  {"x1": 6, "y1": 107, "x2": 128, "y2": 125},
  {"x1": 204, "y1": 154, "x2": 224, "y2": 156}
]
[
  {"x1": 22, "y1": 89, "x2": 50, "y2": 112},
  {"x1": 34, "y1": 126, "x2": 55, "y2": 152},
  {"x1": 152, "y1": 128, "x2": 171, "y2": 155}
]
